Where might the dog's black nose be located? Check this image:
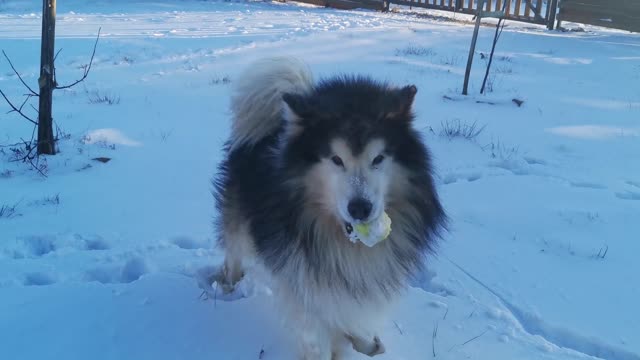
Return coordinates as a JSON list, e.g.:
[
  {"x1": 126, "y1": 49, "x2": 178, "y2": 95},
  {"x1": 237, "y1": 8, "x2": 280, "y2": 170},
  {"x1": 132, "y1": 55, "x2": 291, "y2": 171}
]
[{"x1": 348, "y1": 198, "x2": 373, "y2": 221}]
